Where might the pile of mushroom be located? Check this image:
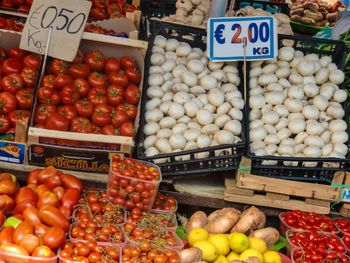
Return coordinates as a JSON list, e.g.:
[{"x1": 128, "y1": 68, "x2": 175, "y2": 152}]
[
  {"x1": 143, "y1": 35, "x2": 244, "y2": 162},
  {"x1": 226, "y1": 6, "x2": 293, "y2": 36},
  {"x1": 290, "y1": 0, "x2": 342, "y2": 27},
  {"x1": 249, "y1": 46, "x2": 348, "y2": 165},
  {"x1": 161, "y1": 0, "x2": 211, "y2": 27}
]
